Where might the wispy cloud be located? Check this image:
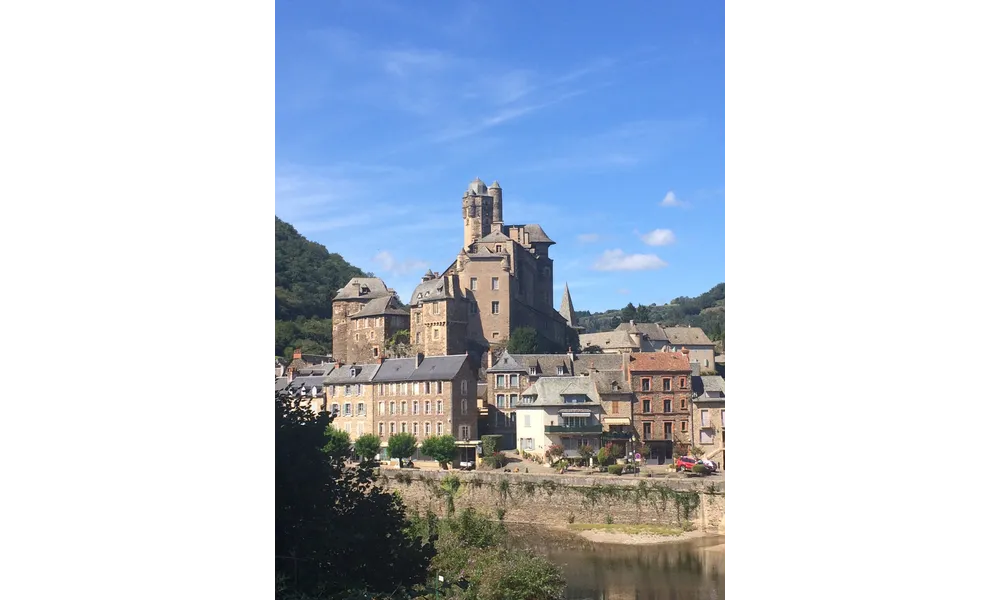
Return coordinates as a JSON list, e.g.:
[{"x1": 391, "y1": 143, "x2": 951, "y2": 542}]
[
  {"x1": 638, "y1": 228, "x2": 676, "y2": 246},
  {"x1": 577, "y1": 233, "x2": 601, "y2": 243},
  {"x1": 592, "y1": 249, "x2": 668, "y2": 272},
  {"x1": 660, "y1": 191, "x2": 686, "y2": 207},
  {"x1": 373, "y1": 251, "x2": 430, "y2": 276}
]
